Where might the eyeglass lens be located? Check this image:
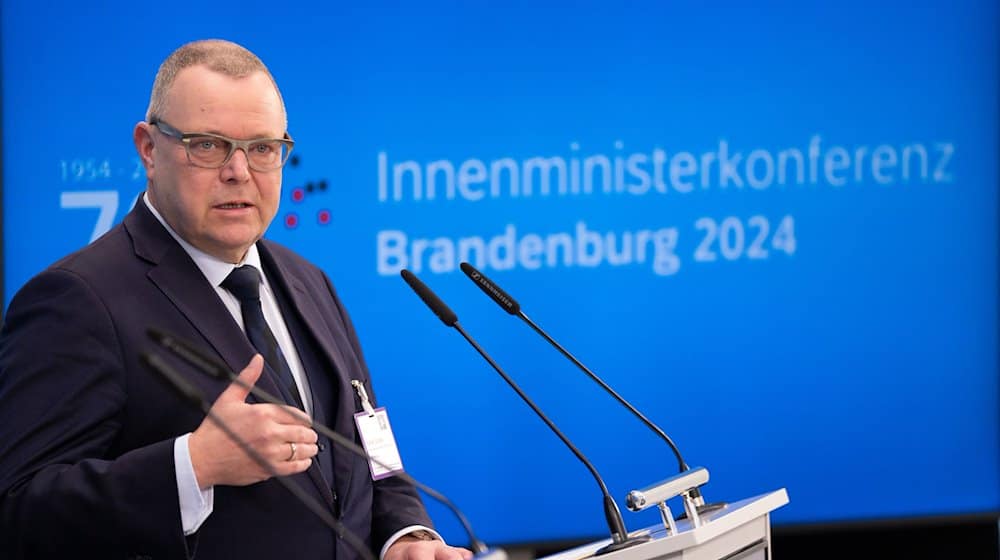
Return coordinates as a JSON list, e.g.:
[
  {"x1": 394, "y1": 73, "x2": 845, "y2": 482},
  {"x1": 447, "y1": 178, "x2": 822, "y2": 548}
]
[{"x1": 186, "y1": 135, "x2": 289, "y2": 169}]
